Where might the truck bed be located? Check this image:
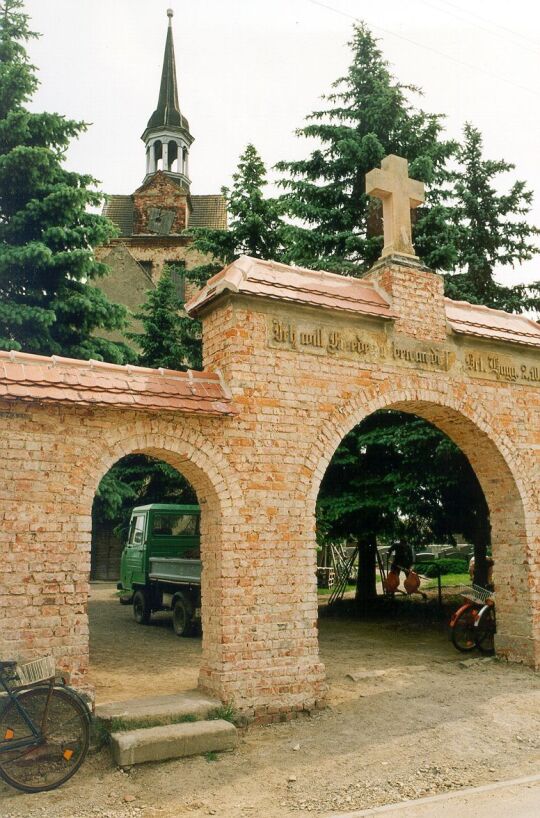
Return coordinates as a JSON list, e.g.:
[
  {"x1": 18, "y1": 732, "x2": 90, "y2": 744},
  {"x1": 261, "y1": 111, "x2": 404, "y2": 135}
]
[{"x1": 149, "y1": 556, "x2": 201, "y2": 584}]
